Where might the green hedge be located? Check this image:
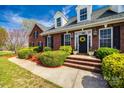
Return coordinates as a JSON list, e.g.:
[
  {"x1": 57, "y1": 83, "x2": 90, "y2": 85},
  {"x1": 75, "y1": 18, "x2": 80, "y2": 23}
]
[
  {"x1": 31, "y1": 46, "x2": 42, "y2": 53},
  {"x1": 18, "y1": 48, "x2": 36, "y2": 59},
  {"x1": 59, "y1": 46, "x2": 72, "y2": 54},
  {"x1": 43, "y1": 47, "x2": 52, "y2": 52},
  {"x1": 102, "y1": 53, "x2": 124, "y2": 88},
  {"x1": 38, "y1": 51, "x2": 69, "y2": 67},
  {"x1": 95, "y1": 47, "x2": 119, "y2": 59},
  {"x1": 0, "y1": 51, "x2": 14, "y2": 57}
]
